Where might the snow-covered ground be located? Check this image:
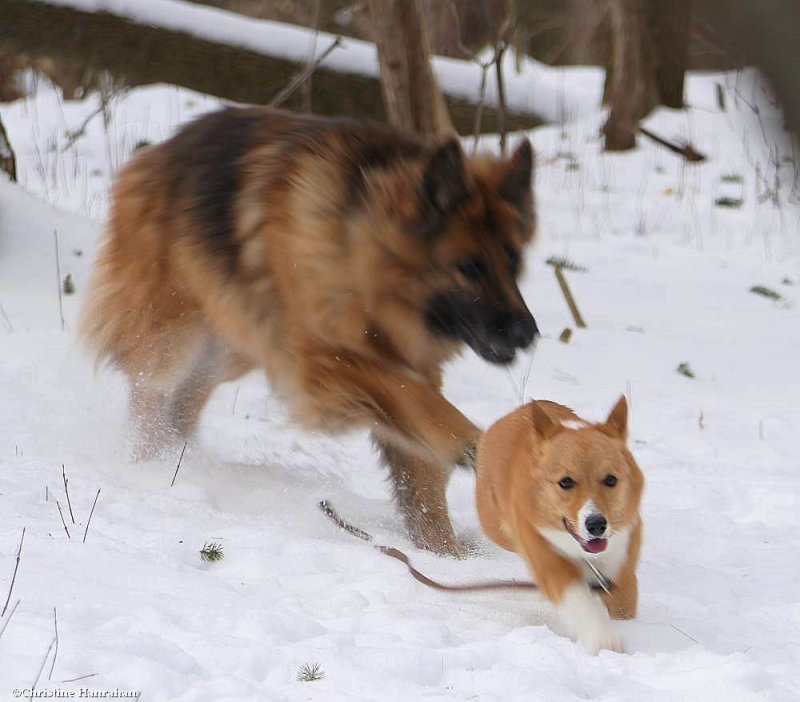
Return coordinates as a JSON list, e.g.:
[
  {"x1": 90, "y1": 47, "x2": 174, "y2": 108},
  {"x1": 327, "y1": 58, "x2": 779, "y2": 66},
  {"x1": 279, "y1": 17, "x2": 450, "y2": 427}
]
[{"x1": 1, "y1": 60, "x2": 799, "y2": 700}]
